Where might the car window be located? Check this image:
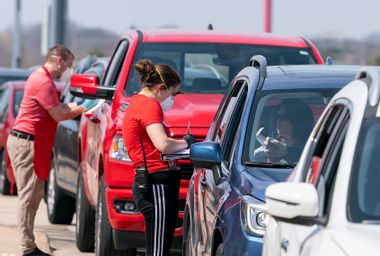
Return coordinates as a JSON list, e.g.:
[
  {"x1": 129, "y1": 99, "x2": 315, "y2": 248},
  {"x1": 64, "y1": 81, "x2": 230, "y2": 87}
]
[
  {"x1": 244, "y1": 89, "x2": 336, "y2": 167},
  {"x1": 124, "y1": 43, "x2": 317, "y2": 96},
  {"x1": 303, "y1": 104, "x2": 350, "y2": 216},
  {"x1": 13, "y1": 89, "x2": 24, "y2": 117},
  {"x1": 103, "y1": 40, "x2": 129, "y2": 88},
  {"x1": 220, "y1": 85, "x2": 248, "y2": 166},
  {"x1": 348, "y1": 117, "x2": 380, "y2": 223},
  {"x1": 212, "y1": 80, "x2": 245, "y2": 142},
  {"x1": 0, "y1": 87, "x2": 10, "y2": 121}
]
